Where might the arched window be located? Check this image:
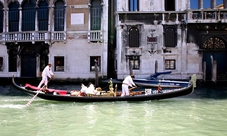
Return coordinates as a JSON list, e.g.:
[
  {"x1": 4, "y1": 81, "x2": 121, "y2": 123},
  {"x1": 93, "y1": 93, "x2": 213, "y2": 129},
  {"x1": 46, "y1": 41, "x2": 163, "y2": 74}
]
[
  {"x1": 22, "y1": 0, "x2": 36, "y2": 31},
  {"x1": 203, "y1": 37, "x2": 226, "y2": 50},
  {"x1": 8, "y1": 2, "x2": 19, "y2": 32},
  {"x1": 129, "y1": 27, "x2": 139, "y2": 47},
  {"x1": 164, "y1": 25, "x2": 177, "y2": 47},
  {"x1": 90, "y1": 0, "x2": 102, "y2": 30},
  {"x1": 54, "y1": 0, "x2": 65, "y2": 31},
  {"x1": 0, "y1": 3, "x2": 3, "y2": 33},
  {"x1": 38, "y1": 0, "x2": 49, "y2": 31}
]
